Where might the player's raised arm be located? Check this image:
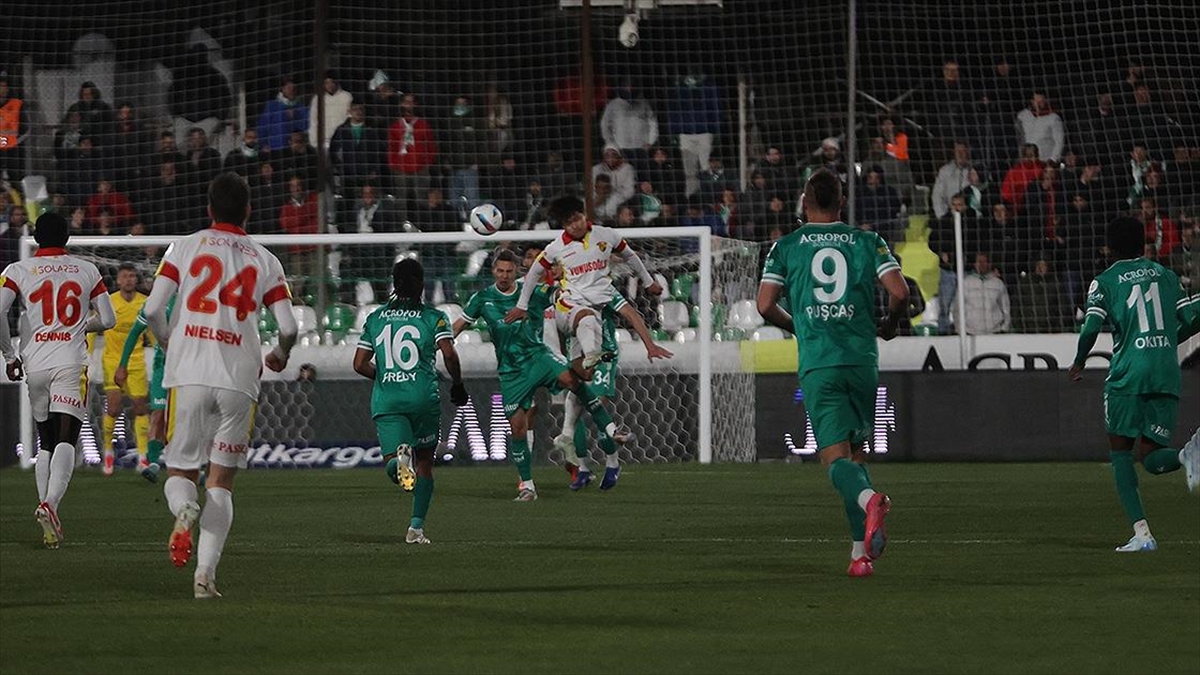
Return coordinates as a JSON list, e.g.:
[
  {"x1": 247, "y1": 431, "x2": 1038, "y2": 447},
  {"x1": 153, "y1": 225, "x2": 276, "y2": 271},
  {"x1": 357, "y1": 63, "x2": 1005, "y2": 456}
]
[
  {"x1": 615, "y1": 302, "x2": 672, "y2": 360},
  {"x1": 611, "y1": 239, "x2": 662, "y2": 296},
  {"x1": 507, "y1": 257, "x2": 549, "y2": 321}
]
